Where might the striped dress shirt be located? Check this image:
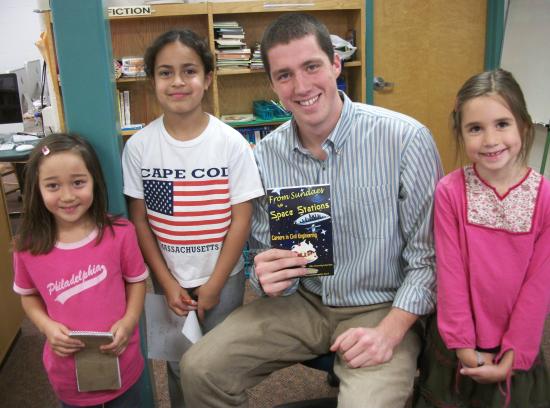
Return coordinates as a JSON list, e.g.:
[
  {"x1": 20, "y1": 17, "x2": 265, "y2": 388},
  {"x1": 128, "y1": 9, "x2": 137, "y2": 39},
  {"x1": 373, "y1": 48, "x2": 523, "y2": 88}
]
[{"x1": 249, "y1": 93, "x2": 443, "y2": 315}]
